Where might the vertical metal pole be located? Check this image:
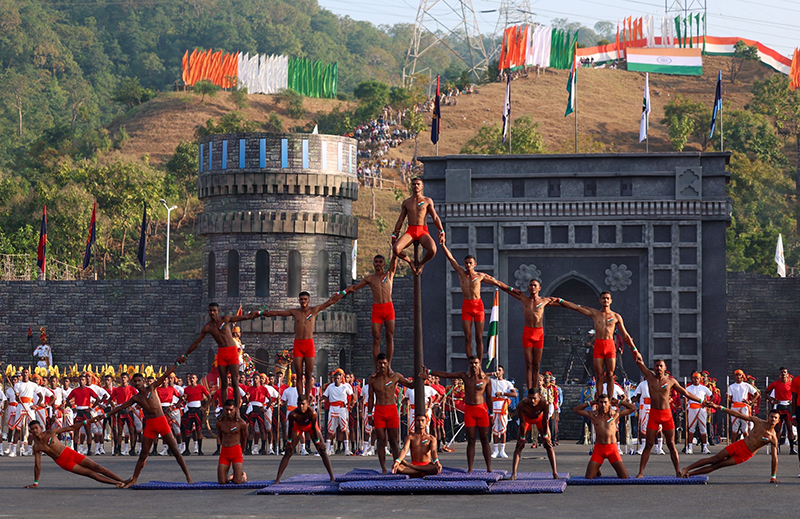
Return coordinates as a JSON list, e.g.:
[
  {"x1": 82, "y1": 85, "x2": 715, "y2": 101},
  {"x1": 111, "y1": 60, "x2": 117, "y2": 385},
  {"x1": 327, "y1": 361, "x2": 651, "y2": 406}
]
[
  {"x1": 414, "y1": 242, "x2": 425, "y2": 417},
  {"x1": 165, "y1": 209, "x2": 171, "y2": 280}
]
